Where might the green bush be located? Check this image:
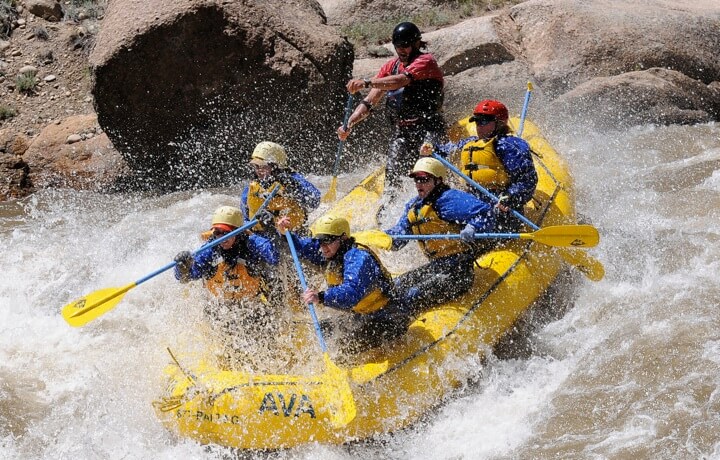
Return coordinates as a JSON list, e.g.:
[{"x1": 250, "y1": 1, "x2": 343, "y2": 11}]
[
  {"x1": 16, "y1": 72, "x2": 37, "y2": 93},
  {"x1": 0, "y1": 104, "x2": 16, "y2": 120}
]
